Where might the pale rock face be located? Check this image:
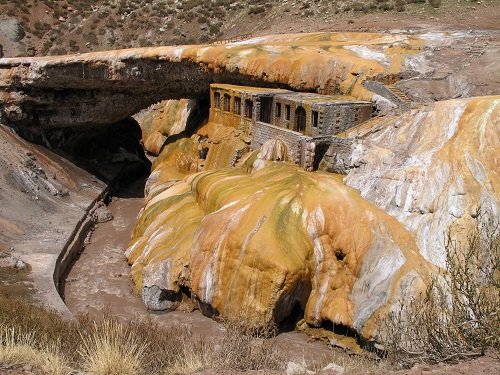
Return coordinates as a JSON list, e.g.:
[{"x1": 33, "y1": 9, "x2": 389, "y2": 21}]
[{"x1": 344, "y1": 96, "x2": 500, "y2": 268}]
